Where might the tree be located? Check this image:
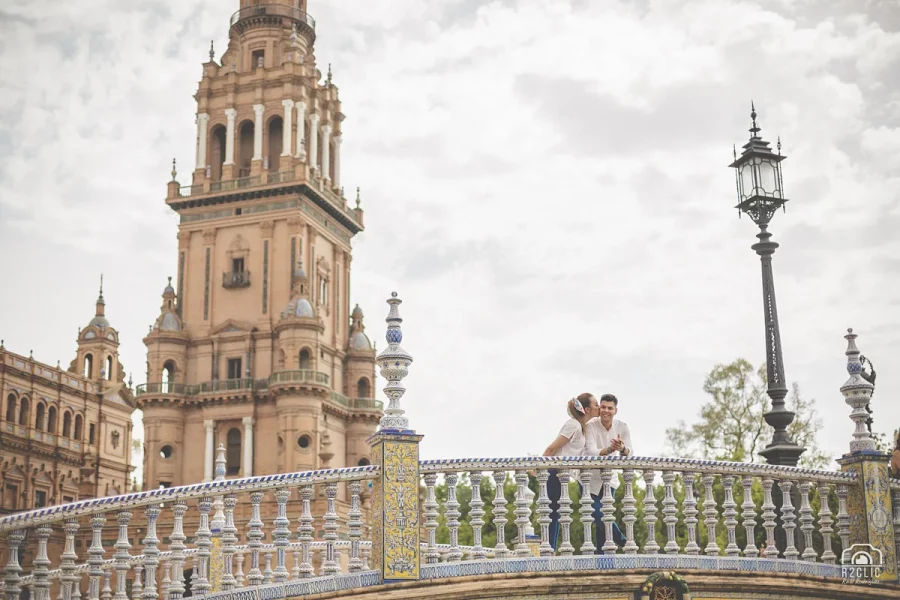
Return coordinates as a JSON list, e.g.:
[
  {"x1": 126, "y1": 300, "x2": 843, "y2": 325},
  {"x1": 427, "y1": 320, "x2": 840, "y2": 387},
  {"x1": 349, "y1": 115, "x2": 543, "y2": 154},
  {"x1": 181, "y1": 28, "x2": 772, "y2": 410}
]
[{"x1": 666, "y1": 358, "x2": 829, "y2": 469}]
